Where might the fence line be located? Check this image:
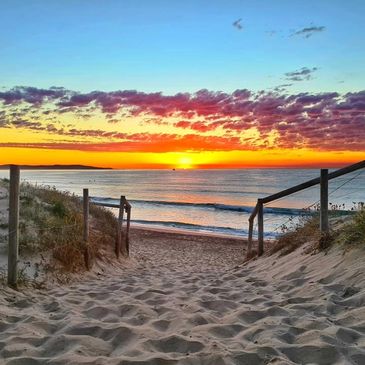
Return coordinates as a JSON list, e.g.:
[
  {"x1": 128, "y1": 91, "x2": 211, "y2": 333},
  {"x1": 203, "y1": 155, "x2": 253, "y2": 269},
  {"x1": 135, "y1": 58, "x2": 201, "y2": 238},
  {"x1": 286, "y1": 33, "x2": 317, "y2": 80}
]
[
  {"x1": 246, "y1": 160, "x2": 365, "y2": 258},
  {"x1": 90, "y1": 197, "x2": 132, "y2": 258},
  {"x1": 3, "y1": 165, "x2": 132, "y2": 288}
]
